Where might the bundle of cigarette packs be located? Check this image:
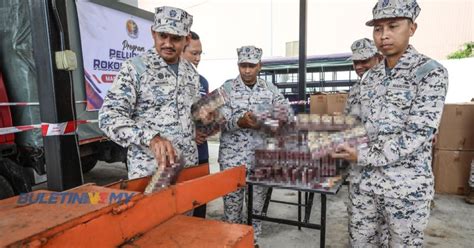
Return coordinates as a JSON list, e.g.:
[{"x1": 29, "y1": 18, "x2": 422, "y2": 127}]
[
  {"x1": 144, "y1": 162, "x2": 183, "y2": 194},
  {"x1": 192, "y1": 87, "x2": 230, "y2": 136},
  {"x1": 295, "y1": 113, "x2": 358, "y2": 131},
  {"x1": 249, "y1": 120, "x2": 368, "y2": 190}
]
